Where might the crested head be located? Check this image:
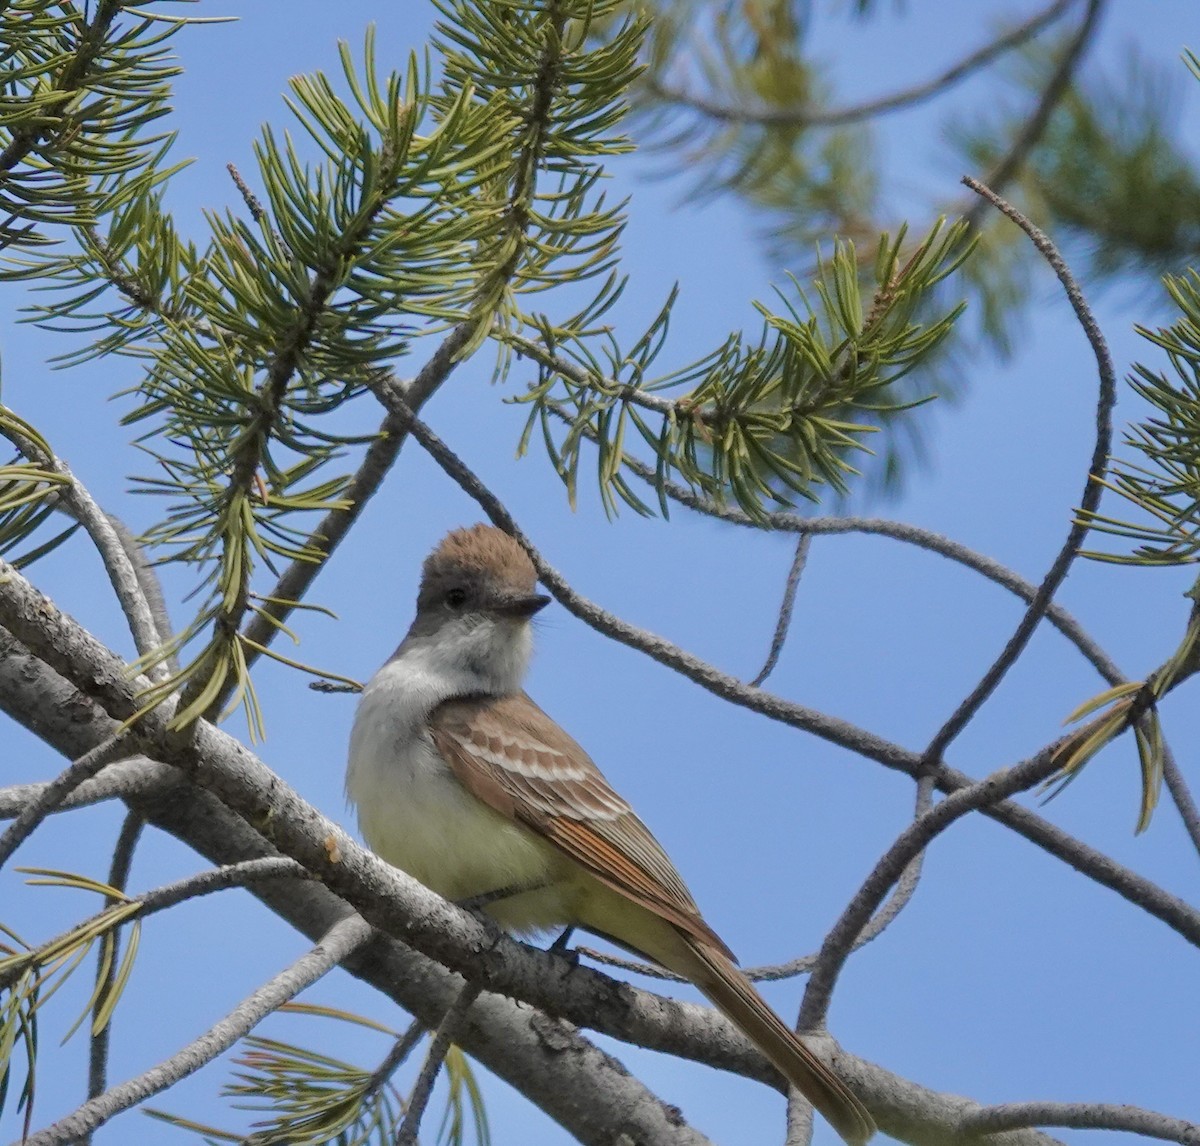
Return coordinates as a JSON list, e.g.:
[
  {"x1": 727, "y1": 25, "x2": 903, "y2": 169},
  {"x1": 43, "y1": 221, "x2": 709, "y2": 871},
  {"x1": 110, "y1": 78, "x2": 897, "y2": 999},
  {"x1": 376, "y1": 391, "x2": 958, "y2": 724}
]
[
  {"x1": 417, "y1": 524, "x2": 540, "y2": 615},
  {"x1": 395, "y1": 524, "x2": 548, "y2": 696}
]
